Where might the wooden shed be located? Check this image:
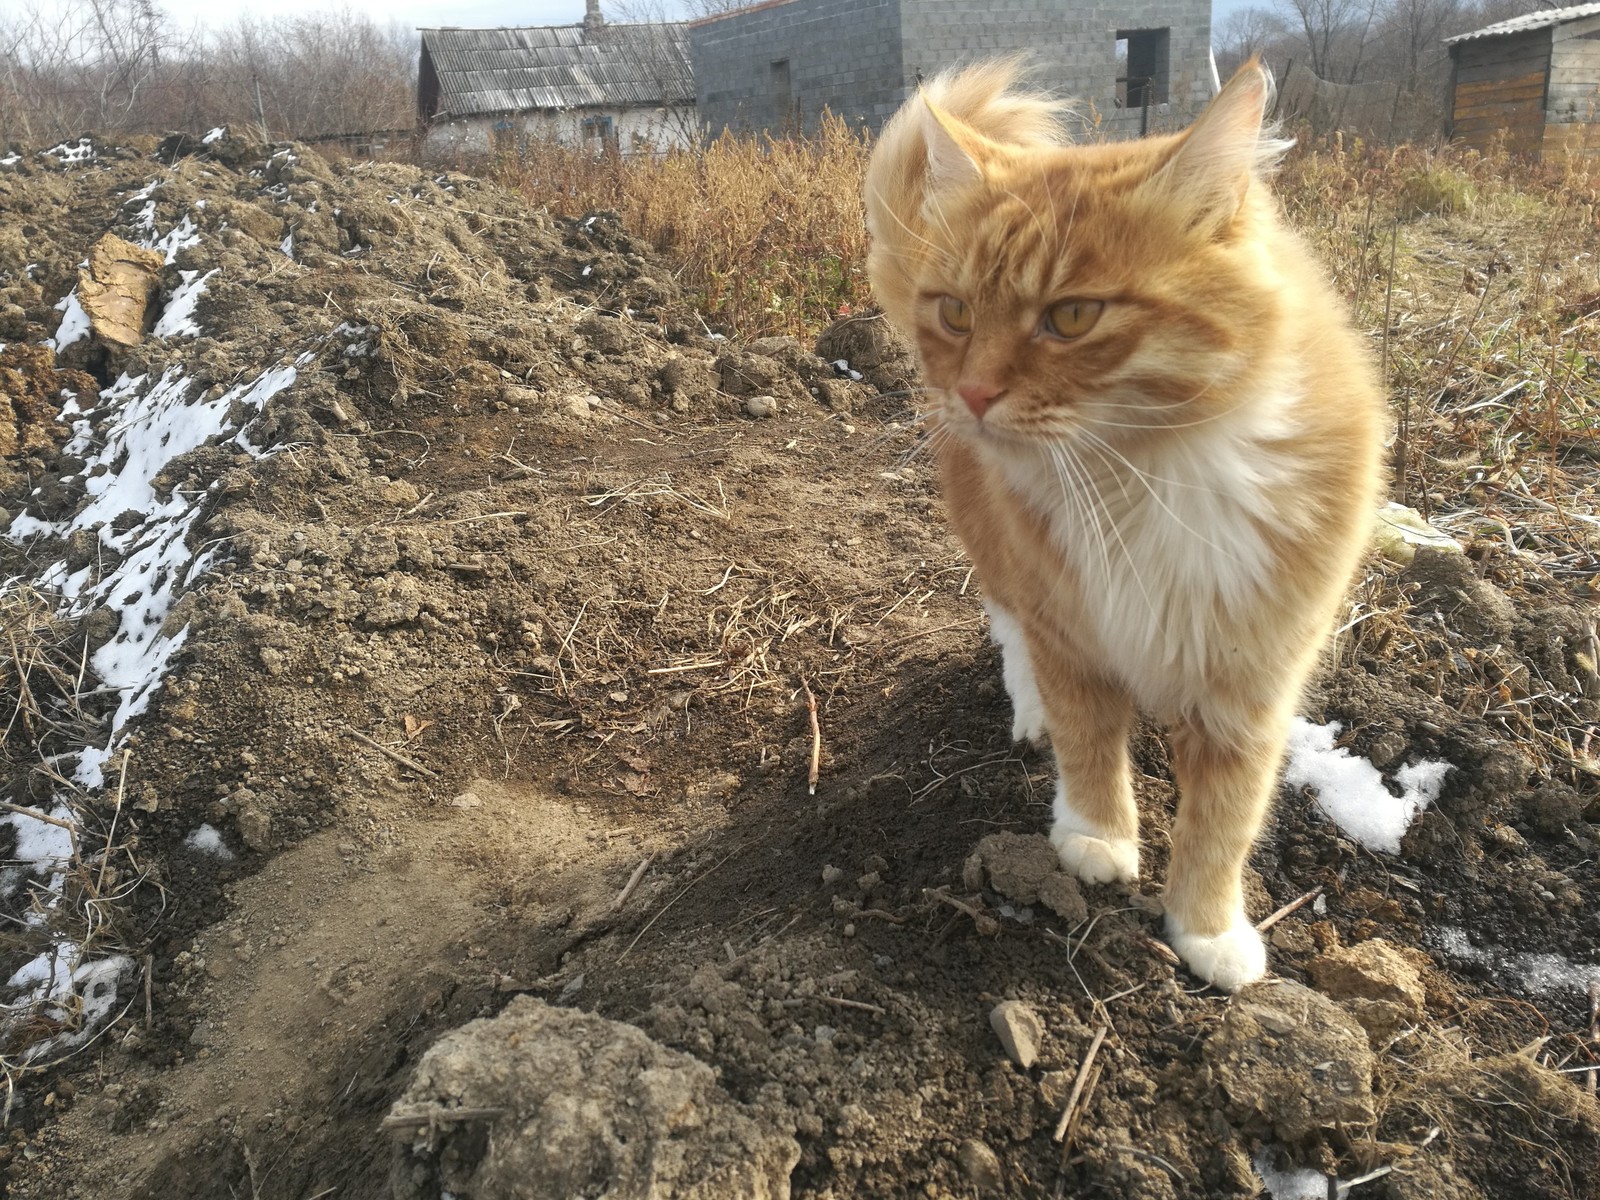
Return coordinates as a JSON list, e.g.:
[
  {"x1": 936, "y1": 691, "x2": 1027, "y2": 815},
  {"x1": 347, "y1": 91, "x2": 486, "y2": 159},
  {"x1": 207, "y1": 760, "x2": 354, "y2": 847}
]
[{"x1": 1445, "y1": 3, "x2": 1600, "y2": 159}]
